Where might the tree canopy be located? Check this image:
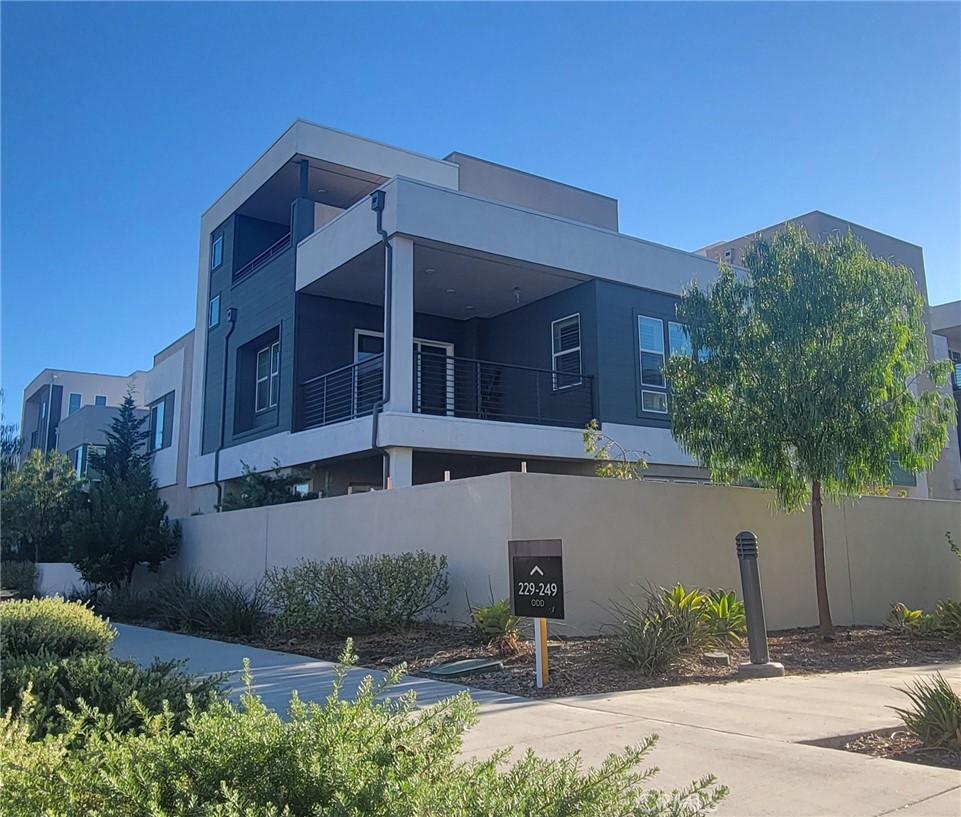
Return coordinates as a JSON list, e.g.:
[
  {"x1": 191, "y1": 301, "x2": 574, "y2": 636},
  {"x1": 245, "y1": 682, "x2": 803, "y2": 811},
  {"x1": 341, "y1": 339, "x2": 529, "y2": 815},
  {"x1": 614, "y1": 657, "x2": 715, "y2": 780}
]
[
  {"x1": 1, "y1": 449, "x2": 79, "y2": 563},
  {"x1": 664, "y1": 225, "x2": 953, "y2": 635}
]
